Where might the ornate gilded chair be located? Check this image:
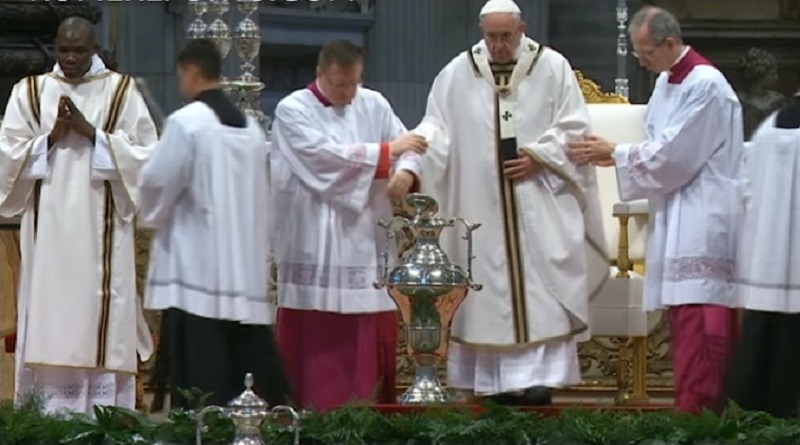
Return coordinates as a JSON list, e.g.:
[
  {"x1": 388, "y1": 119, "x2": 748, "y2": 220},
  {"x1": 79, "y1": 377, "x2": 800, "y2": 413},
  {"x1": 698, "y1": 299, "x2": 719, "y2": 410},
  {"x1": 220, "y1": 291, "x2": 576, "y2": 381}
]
[{"x1": 575, "y1": 72, "x2": 659, "y2": 404}]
